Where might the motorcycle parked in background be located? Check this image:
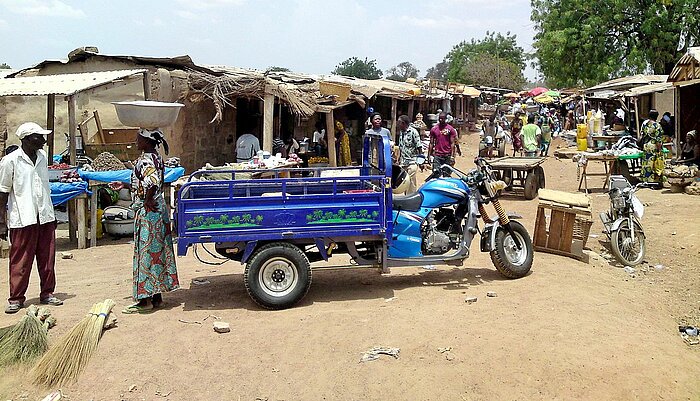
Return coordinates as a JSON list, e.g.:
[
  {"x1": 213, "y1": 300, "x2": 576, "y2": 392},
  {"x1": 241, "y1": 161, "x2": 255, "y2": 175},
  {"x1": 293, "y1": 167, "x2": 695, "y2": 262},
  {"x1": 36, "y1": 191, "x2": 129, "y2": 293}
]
[{"x1": 599, "y1": 175, "x2": 655, "y2": 266}]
